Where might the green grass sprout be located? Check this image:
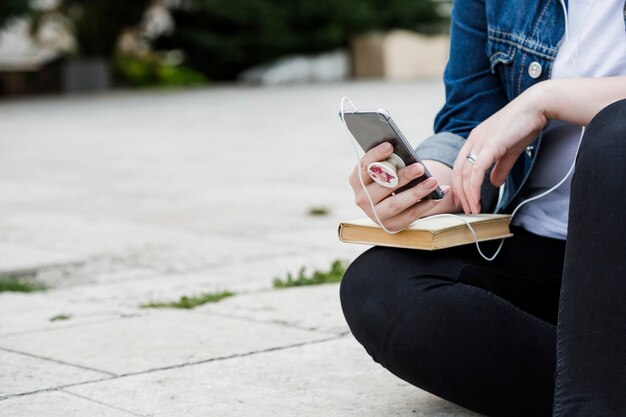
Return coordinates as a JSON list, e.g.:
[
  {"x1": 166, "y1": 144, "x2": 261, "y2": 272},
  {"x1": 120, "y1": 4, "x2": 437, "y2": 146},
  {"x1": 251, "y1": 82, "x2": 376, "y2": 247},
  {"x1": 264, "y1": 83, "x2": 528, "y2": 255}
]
[
  {"x1": 141, "y1": 290, "x2": 235, "y2": 309},
  {"x1": 49, "y1": 314, "x2": 71, "y2": 322},
  {"x1": 0, "y1": 276, "x2": 46, "y2": 293},
  {"x1": 273, "y1": 260, "x2": 348, "y2": 288},
  {"x1": 308, "y1": 206, "x2": 330, "y2": 216}
]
